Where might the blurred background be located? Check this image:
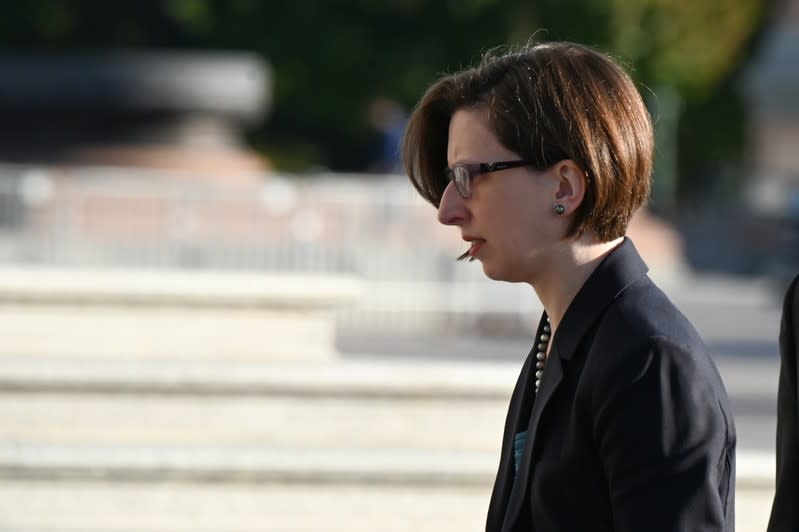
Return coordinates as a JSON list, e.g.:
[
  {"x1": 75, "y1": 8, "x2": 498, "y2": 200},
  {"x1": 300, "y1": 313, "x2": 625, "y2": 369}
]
[{"x1": 0, "y1": 1, "x2": 795, "y2": 530}]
